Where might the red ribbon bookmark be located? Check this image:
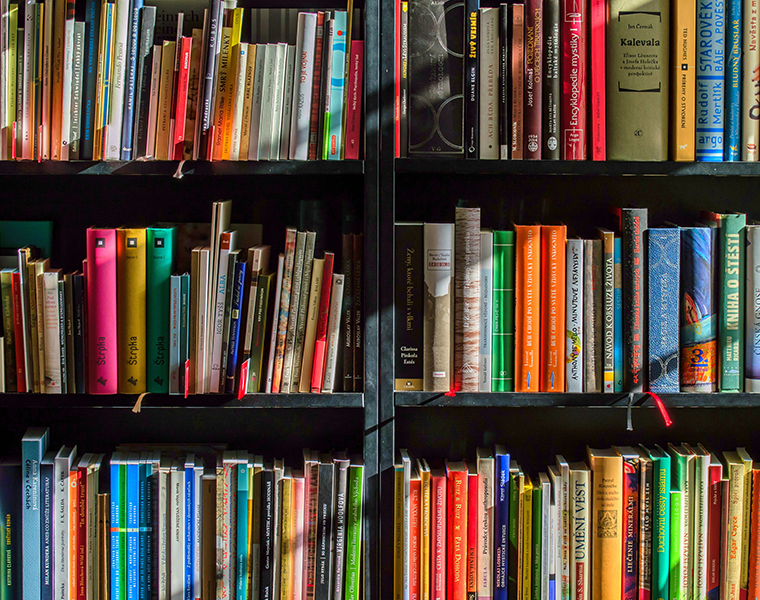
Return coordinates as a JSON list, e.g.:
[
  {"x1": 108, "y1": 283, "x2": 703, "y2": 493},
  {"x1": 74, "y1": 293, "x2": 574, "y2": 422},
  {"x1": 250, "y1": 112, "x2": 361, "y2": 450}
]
[{"x1": 648, "y1": 392, "x2": 673, "y2": 427}]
